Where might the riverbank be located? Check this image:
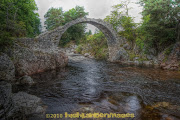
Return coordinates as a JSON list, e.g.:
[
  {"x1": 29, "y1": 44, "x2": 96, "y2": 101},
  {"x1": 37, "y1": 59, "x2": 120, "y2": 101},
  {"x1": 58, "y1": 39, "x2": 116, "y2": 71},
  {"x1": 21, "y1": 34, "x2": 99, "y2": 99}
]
[
  {"x1": 0, "y1": 38, "x2": 68, "y2": 119},
  {"x1": 71, "y1": 40, "x2": 180, "y2": 71}
]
